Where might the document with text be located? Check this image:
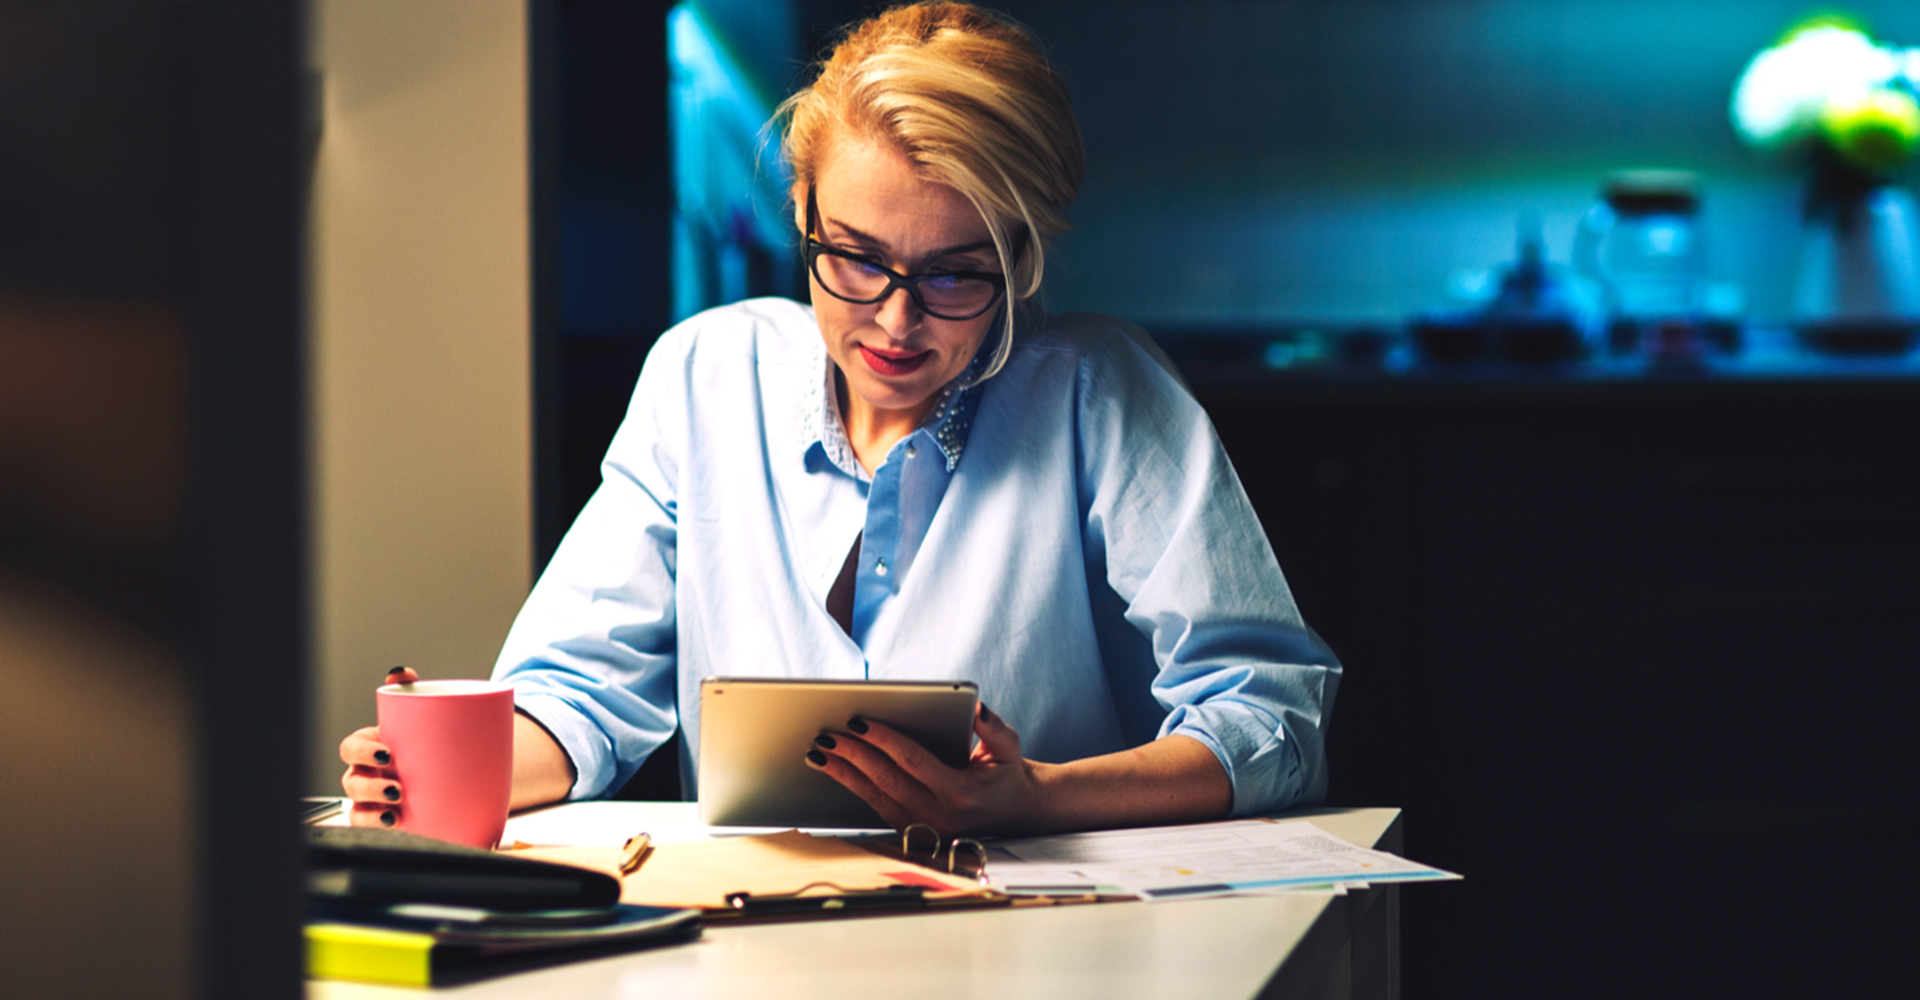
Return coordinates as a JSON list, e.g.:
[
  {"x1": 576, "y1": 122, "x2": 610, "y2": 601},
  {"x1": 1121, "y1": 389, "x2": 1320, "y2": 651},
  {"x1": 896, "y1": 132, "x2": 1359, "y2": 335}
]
[{"x1": 983, "y1": 817, "x2": 1460, "y2": 901}]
